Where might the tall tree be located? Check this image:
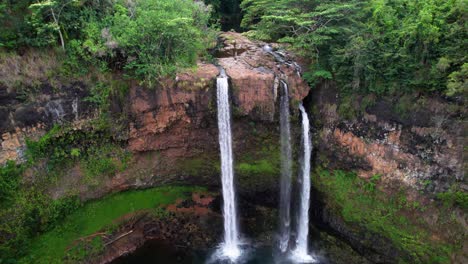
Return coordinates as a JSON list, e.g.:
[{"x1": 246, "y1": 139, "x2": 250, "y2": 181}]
[{"x1": 29, "y1": 0, "x2": 80, "y2": 50}]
